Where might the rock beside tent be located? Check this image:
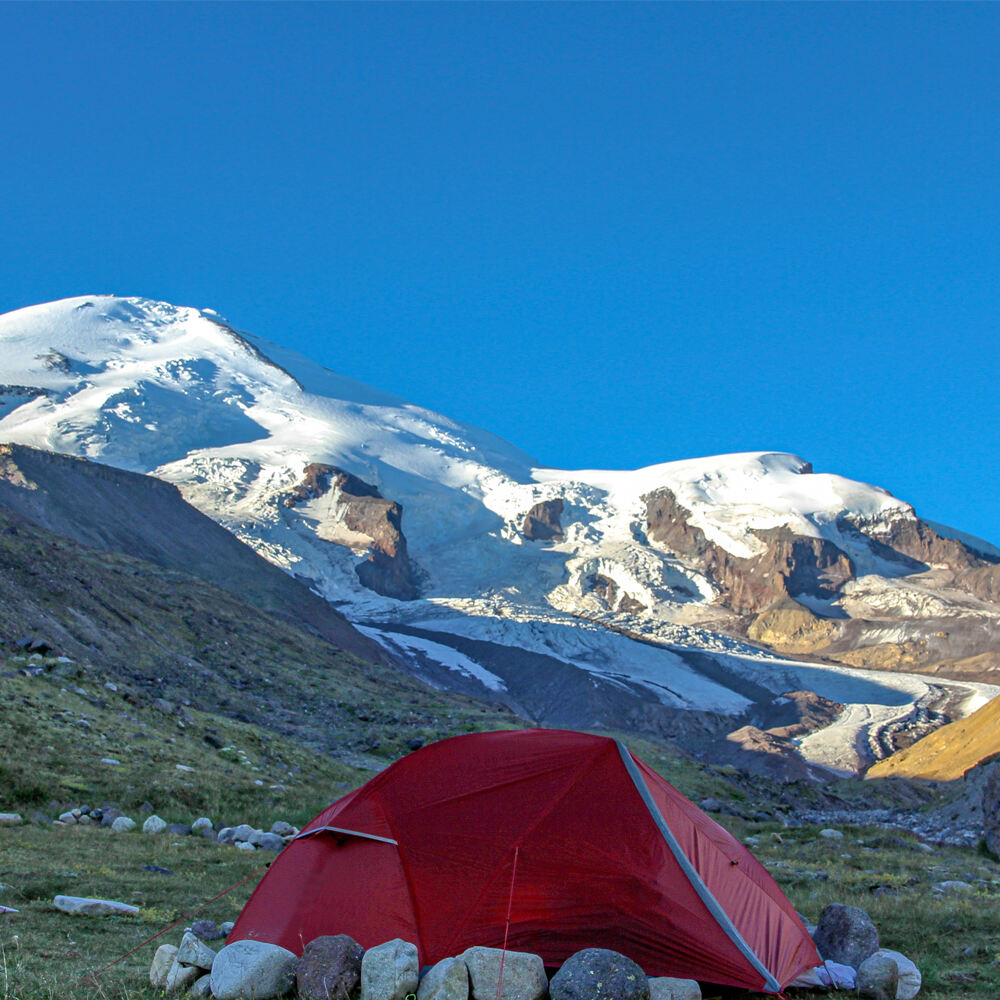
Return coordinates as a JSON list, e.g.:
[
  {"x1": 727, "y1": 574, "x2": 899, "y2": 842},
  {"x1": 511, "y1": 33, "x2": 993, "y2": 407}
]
[
  {"x1": 150, "y1": 938, "x2": 702, "y2": 1000},
  {"x1": 148, "y1": 910, "x2": 922, "y2": 999}
]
